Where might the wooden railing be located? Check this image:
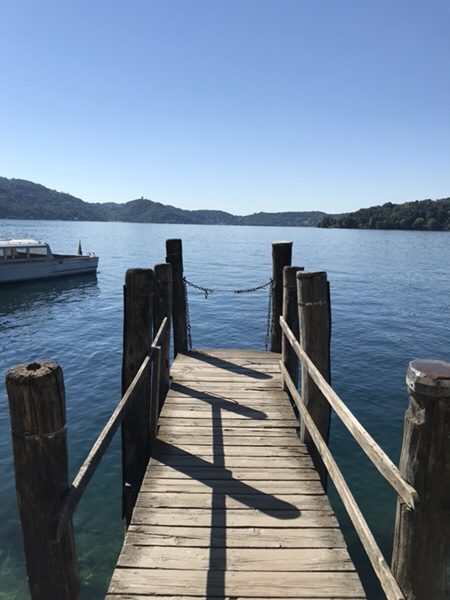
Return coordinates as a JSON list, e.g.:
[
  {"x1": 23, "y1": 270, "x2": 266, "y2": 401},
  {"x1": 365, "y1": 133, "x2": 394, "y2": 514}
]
[
  {"x1": 280, "y1": 267, "x2": 450, "y2": 600},
  {"x1": 280, "y1": 314, "x2": 409, "y2": 600},
  {"x1": 55, "y1": 316, "x2": 168, "y2": 541}
]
